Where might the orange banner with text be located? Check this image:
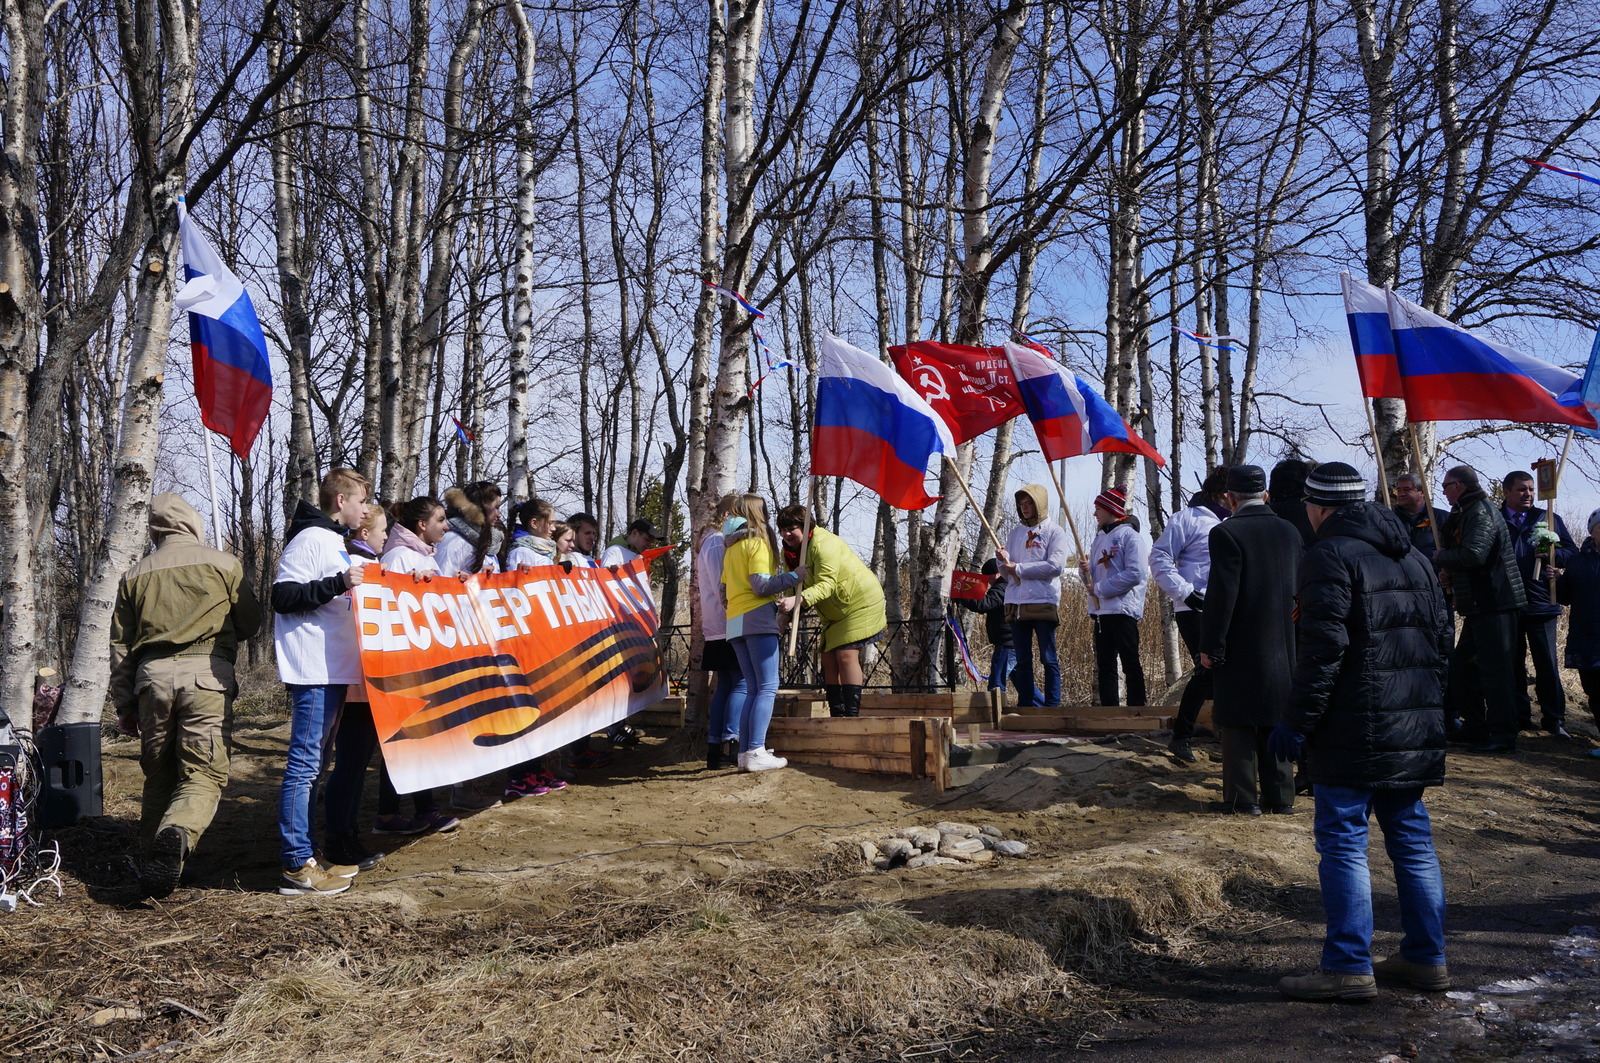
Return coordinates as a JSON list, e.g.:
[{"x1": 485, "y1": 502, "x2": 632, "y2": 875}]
[{"x1": 352, "y1": 551, "x2": 668, "y2": 793}]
